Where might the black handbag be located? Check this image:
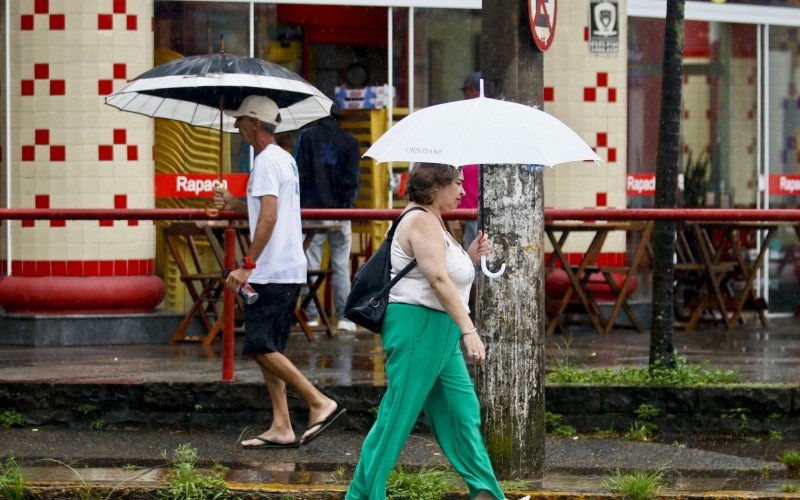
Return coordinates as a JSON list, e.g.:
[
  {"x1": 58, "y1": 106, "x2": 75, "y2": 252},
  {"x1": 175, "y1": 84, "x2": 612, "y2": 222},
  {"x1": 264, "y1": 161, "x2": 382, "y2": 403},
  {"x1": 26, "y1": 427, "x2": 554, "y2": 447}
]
[{"x1": 344, "y1": 207, "x2": 426, "y2": 333}]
